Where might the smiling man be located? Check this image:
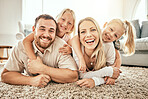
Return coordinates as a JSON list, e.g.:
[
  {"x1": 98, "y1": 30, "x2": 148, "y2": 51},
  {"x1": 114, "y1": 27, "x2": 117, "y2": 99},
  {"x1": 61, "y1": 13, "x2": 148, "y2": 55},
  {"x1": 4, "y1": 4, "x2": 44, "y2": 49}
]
[{"x1": 1, "y1": 14, "x2": 78, "y2": 87}]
